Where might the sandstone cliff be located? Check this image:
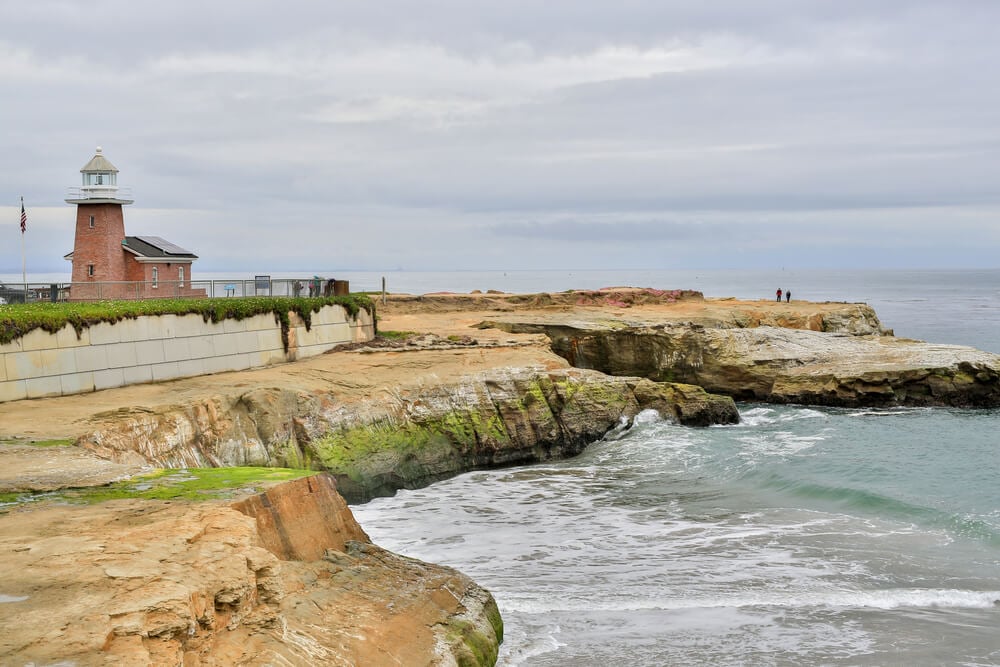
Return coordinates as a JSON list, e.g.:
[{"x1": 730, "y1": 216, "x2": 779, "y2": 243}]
[
  {"x1": 484, "y1": 317, "x2": 1000, "y2": 408},
  {"x1": 0, "y1": 474, "x2": 502, "y2": 666},
  {"x1": 77, "y1": 367, "x2": 738, "y2": 502}
]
